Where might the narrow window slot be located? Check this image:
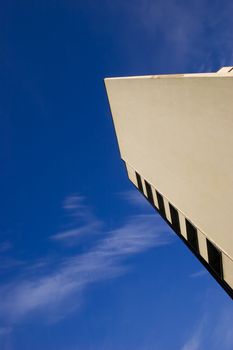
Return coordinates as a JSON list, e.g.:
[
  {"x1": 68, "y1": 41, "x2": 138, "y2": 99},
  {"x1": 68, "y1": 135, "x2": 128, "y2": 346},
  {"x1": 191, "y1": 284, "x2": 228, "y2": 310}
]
[
  {"x1": 207, "y1": 240, "x2": 223, "y2": 278},
  {"x1": 185, "y1": 219, "x2": 199, "y2": 253},
  {"x1": 144, "y1": 180, "x2": 154, "y2": 206},
  {"x1": 156, "y1": 191, "x2": 166, "y2": 218},
  {"x1": 169, "y1": 204, "x2": 181, "y2": 234},
  {"x1": 135, "y1": 172, "x2": 143, "y2": 194}
]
